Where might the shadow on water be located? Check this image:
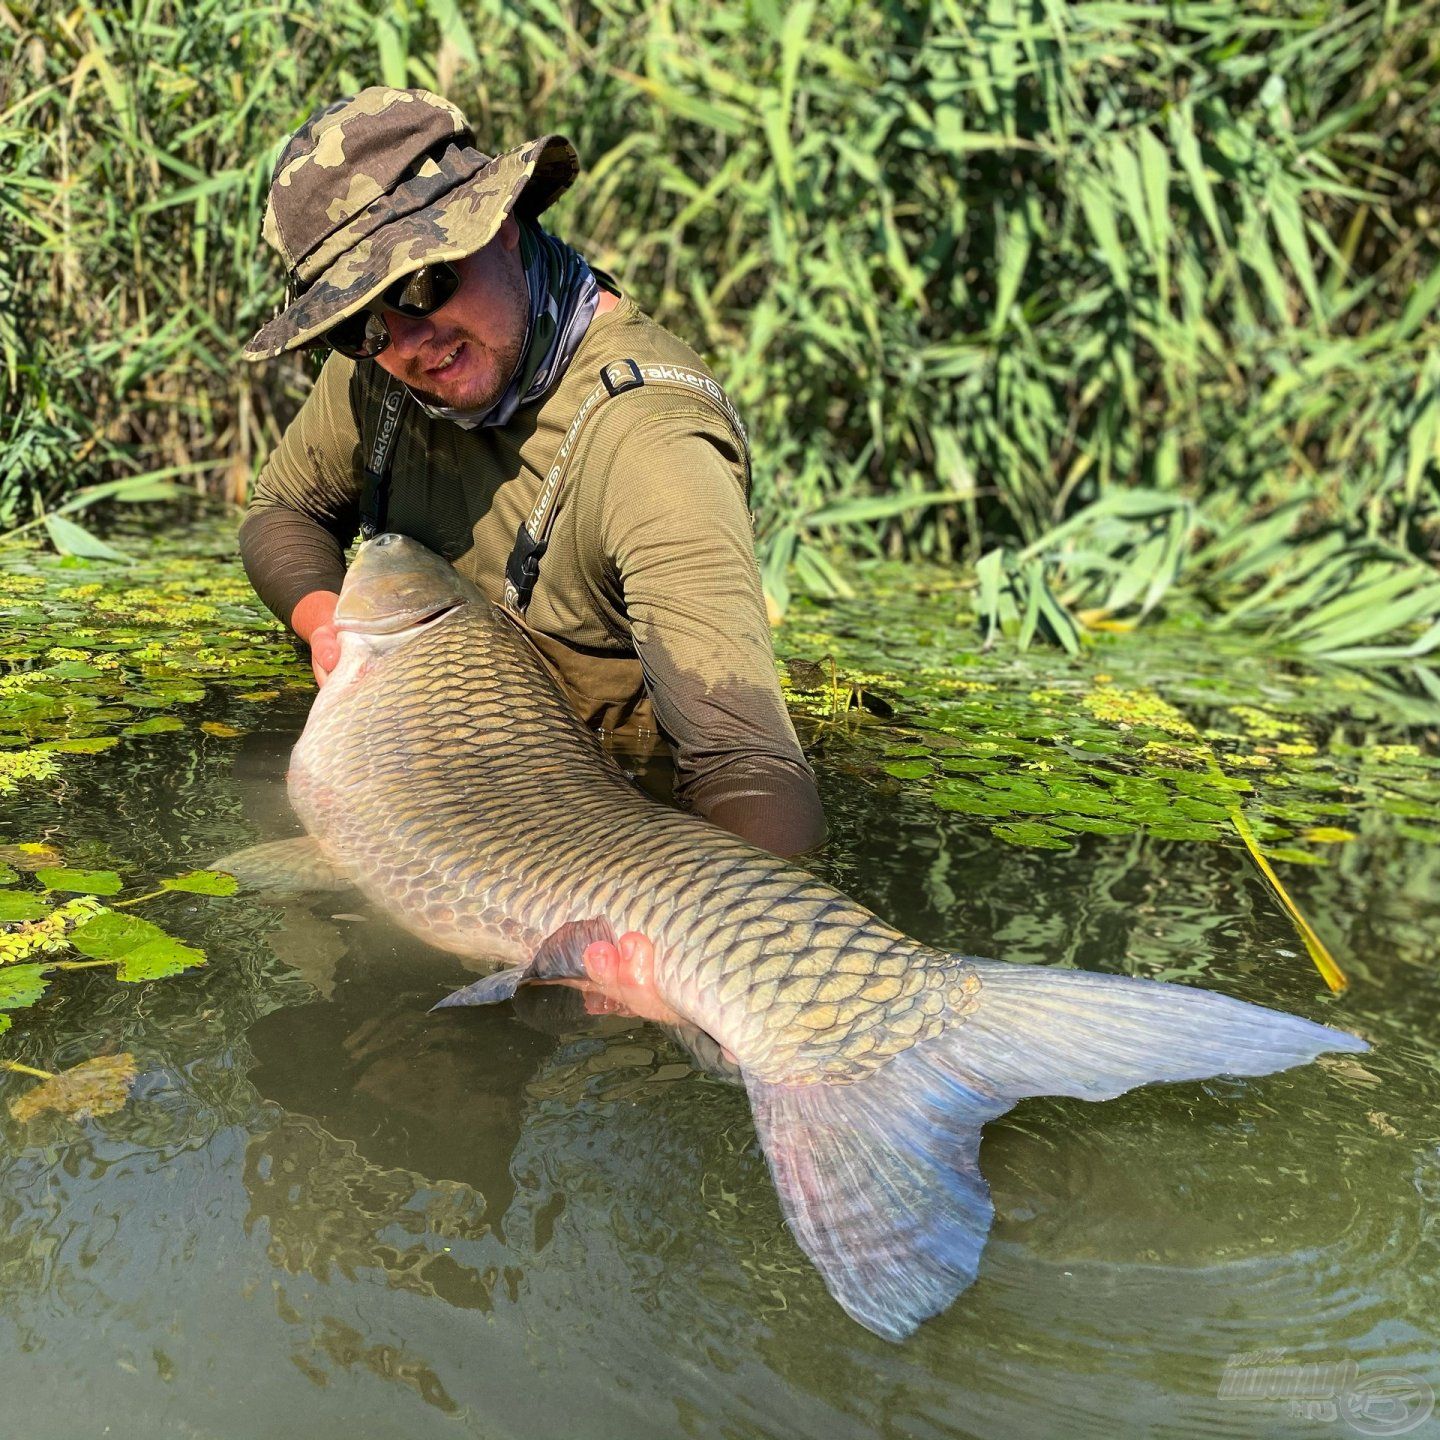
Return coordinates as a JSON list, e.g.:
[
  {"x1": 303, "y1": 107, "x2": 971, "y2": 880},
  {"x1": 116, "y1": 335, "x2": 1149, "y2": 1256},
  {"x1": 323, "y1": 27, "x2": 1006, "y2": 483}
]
[{"x1": 0, "y1": 647, "x2": 1437, "y2": 1437}]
